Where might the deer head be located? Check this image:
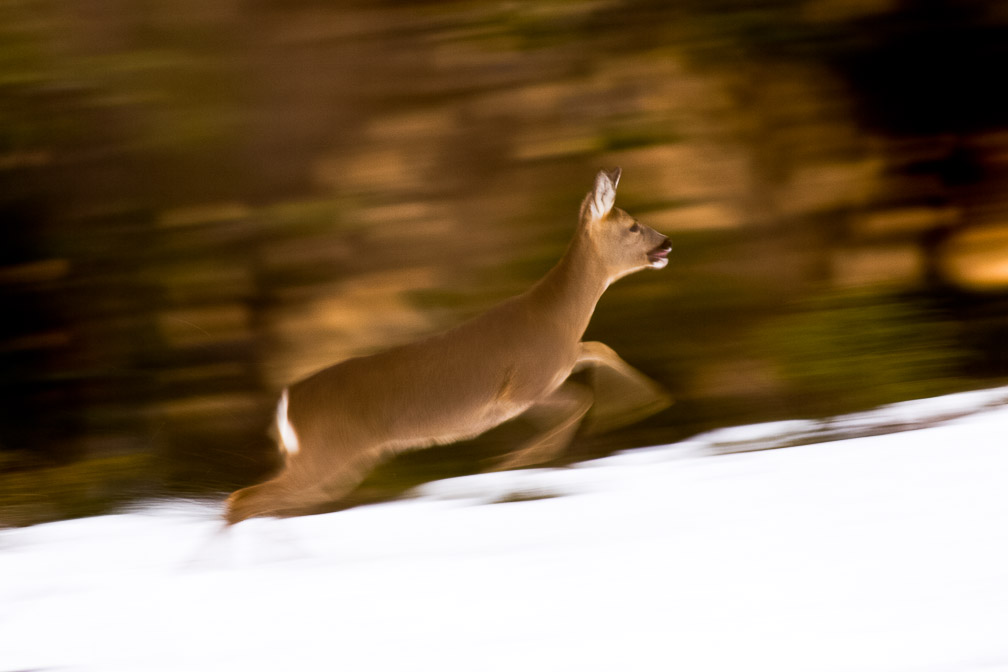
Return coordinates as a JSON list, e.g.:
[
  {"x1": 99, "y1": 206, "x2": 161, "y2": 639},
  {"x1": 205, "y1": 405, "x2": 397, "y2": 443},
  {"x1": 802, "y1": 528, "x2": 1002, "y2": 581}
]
[{"x1": 579, "y1": 168, "x2": 672, "y2": 282}]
